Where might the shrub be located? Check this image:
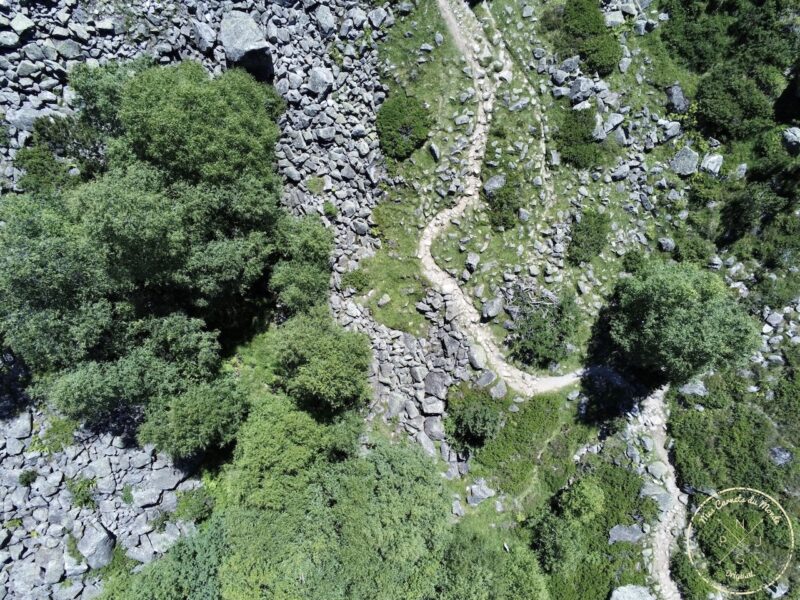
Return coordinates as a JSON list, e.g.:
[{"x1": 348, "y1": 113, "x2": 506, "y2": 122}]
[
  {"x1": 446, "y1": 386, "x2": 502, "y2": 451},
  {"x1": 376, "y1": 93, "x2": 430, "y2": 161},
  {"x1": 567, "y1": 209, "x2": 610, "y2": 265},
  {"x1": 274, "y1": 306, "x2": 372, "y2": 414},
  {"x1": 138, "y1": 379, "x2": 247, "y2": 460},
  {"x1": 554, "y1": 109, "x2": 603, "y2": 169},
  {"x1": 341, "y1": 269, "x2": 371, "y2": 293},
  {"x1": 120, "y1": 61, "x2": 280, "y2": 183},
  {"x1": 695, "y1": 66, "x2": 773, "y2": 141},
  {"x1": 561, "y1": 0, "x2": 621, "y2": 76},
  {"x1": 18, "y1": 470, "x2": 37, "y2": 487},
  {"x1": 607, "y1": 262, "x2": 759, "y2": 383},
  {"x1": 581, "y1": 34, "x2": 623, "y2": 77},
  {"x1": 67, "y1": 476, "x2": 96, "y2": 508},
  {"x1": 42, "y1": 416, "x2": 78, "y2": 453},
  {"x1": 510, "y1": 292, "x2": 579, "y2": 368},
  {"x1": 175, "y1": 488, "x2": 215, "y2": 523},
  {"x1": 482, "y1": 172, "x2": 524, "y2": 229}
]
